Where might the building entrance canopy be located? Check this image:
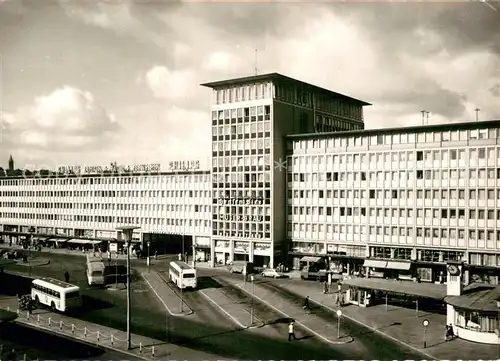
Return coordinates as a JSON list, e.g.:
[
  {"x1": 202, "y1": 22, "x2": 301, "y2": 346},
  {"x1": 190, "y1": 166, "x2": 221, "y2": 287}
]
[
  {"x1": 300, "y1": 256, "x2": 322, "y2": 263},
  {"x1": 343, "y1": 278, "x2": 446, "y2": 300},
  {"x1": 363, "y1": 259, "x2": 411, "y2": 271}
]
